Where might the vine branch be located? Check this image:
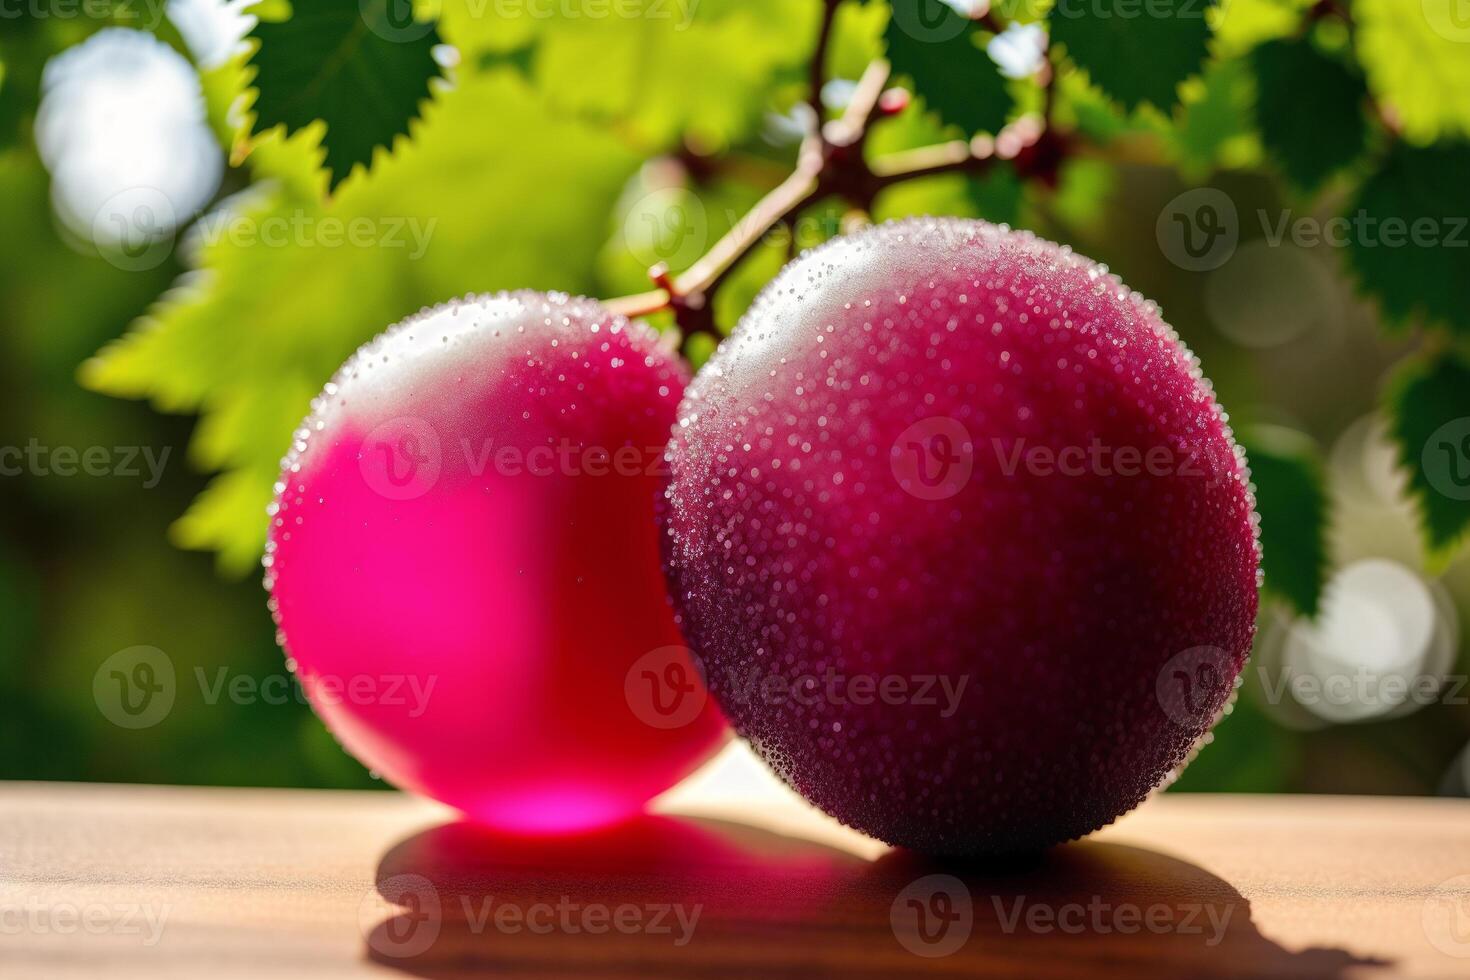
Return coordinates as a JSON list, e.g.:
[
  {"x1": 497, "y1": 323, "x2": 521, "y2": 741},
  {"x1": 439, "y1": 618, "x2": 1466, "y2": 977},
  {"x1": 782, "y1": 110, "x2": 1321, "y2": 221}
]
[{"x1": 606, "y1": 2, "x2": 1065, "y2": 355}]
